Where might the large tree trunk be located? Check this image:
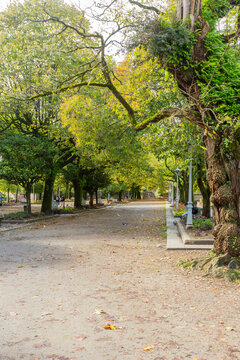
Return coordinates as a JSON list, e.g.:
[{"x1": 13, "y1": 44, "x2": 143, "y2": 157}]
[
  {"x1": 204, "y1": 135, "x2": 240, "y2": 256},
  {"x1": 73, "y1": 179, "x2": 83, "y2": 208},
  {"x1": 118, "y1": 190, "x2": 123, "y2": 202},
  {"x1": 41, "y1": 171, "x2": 55, "y2": 214}
]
